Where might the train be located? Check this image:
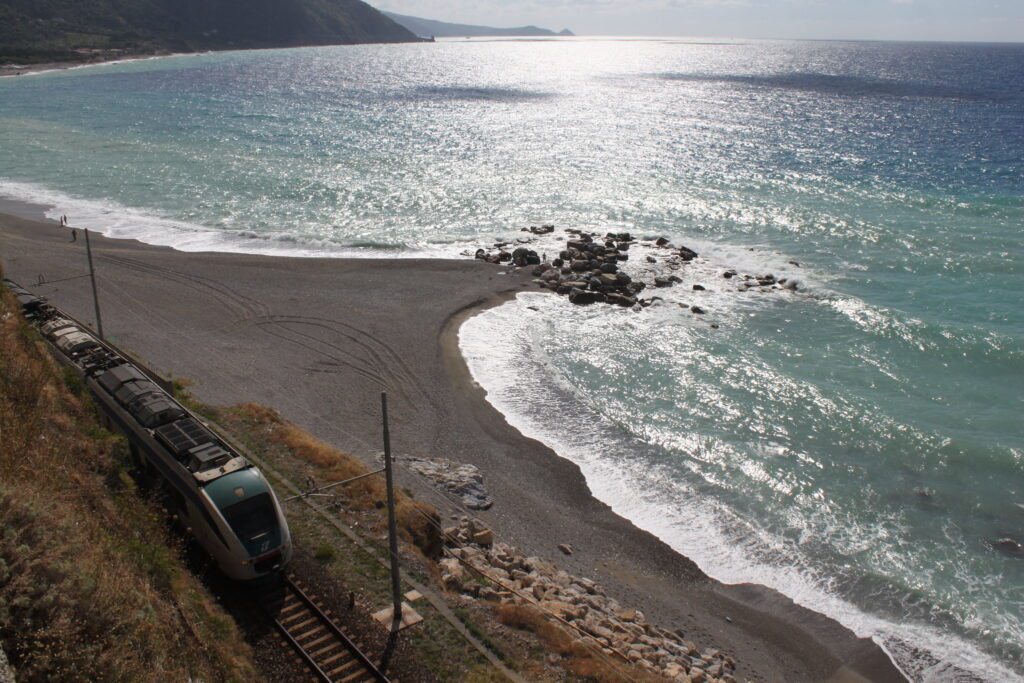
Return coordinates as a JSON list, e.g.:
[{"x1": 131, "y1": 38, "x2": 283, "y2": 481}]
[{"x1": 3, "y1": 279, "x2": 292, "y2": 581}]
